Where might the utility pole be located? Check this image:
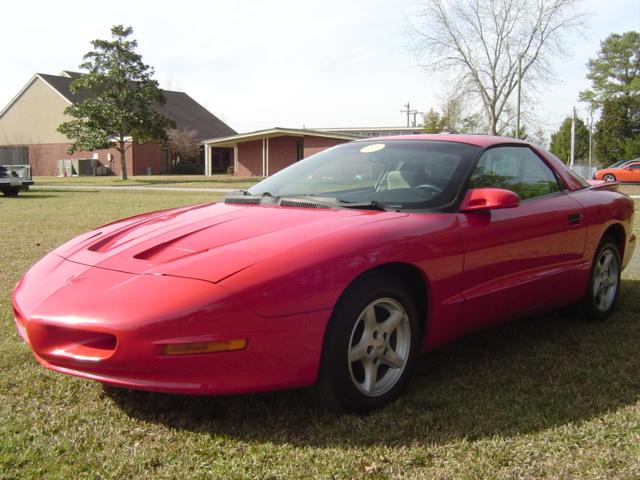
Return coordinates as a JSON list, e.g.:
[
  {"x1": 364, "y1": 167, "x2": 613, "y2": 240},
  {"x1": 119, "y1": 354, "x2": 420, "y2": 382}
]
[
  {"x1": 570, "y1": 107, "x2": 576, "y2": 166},
  {"x1": 516, "y1": 54, "x2": 522, "y2": 139},
  {"x1": 401, "y1": 102, "x2": 412, "y2": 127},
  {"x1": 588, "y1": 103, "x2": 594, "y2": 167},
  {"x1": 411, "y1": 110, "x2": 422, "y2": 127}
]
